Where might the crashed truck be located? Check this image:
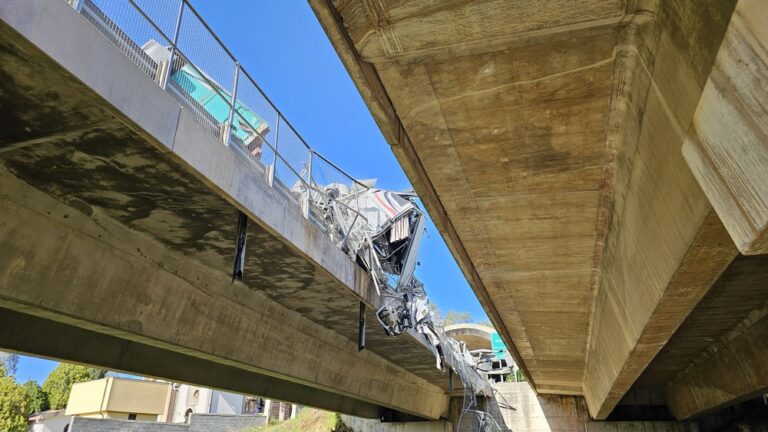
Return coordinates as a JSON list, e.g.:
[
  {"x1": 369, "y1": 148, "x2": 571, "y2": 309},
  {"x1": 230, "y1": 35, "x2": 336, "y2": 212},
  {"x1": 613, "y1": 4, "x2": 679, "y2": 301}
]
[
  {"x1": 303, "y1": 179, "x2": 494, "y2": 391},
  {"x1": 312, "y1": 184, "x2": 438, "y2": 348}
]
